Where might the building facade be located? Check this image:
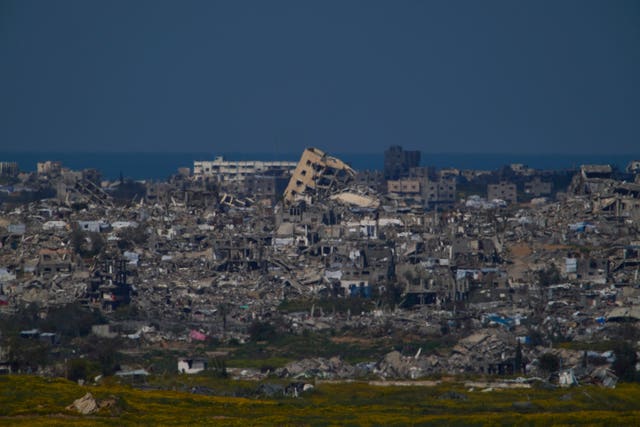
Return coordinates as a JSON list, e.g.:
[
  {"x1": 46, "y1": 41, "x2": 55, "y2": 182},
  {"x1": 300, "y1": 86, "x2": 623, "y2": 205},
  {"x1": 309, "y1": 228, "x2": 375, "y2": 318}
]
[
  {"x1": 0, "y1": 162, "x2": 18, "y2": 177},
  {"x1": 193, "y1": 156, "x2": 296, "y2": 182},
  {"x1": 283, "y1": 147, "x2": 355, "y2": 203},
  {"x1": 422, "y1": 177, "x2": 457, "y2": 207},
  {"x1": 488, "y1": 181, "x2": 517, "y2": 204},
  {"x1": 384, "y1": 145, "x2": 421, "y2": 180}
]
